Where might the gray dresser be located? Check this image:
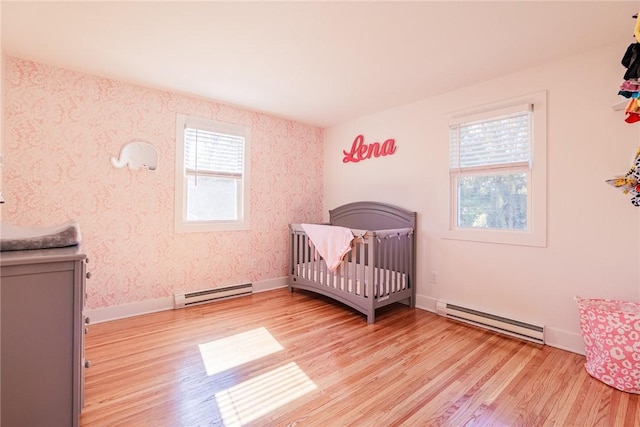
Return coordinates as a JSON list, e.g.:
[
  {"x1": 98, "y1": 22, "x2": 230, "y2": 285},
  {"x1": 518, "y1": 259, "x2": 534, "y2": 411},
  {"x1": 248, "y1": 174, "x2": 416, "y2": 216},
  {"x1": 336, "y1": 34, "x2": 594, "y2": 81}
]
[{"x1": 1, "y1": 246, "x2": 88, "y2": 427}]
